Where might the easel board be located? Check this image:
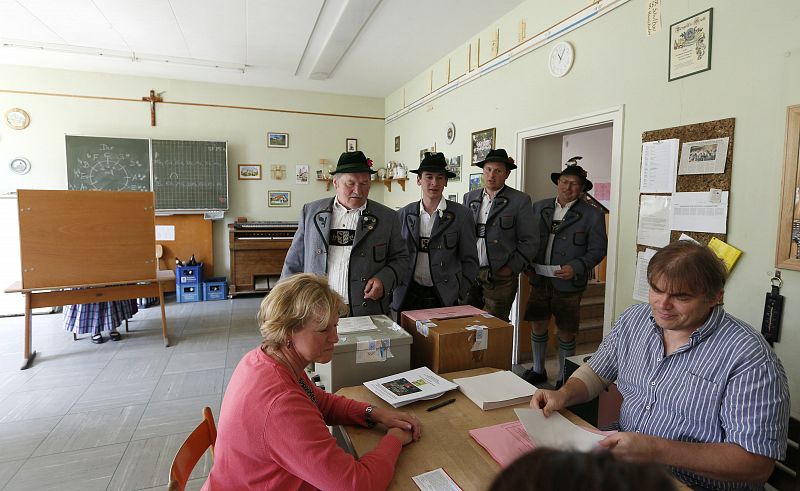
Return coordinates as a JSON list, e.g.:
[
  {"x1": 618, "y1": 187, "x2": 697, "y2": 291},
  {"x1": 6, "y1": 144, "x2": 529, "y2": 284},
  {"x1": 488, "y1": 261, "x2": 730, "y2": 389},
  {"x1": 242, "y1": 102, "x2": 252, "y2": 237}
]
[{"x1": 17, "y1": 189, "x2": 157, "y2": 289}]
